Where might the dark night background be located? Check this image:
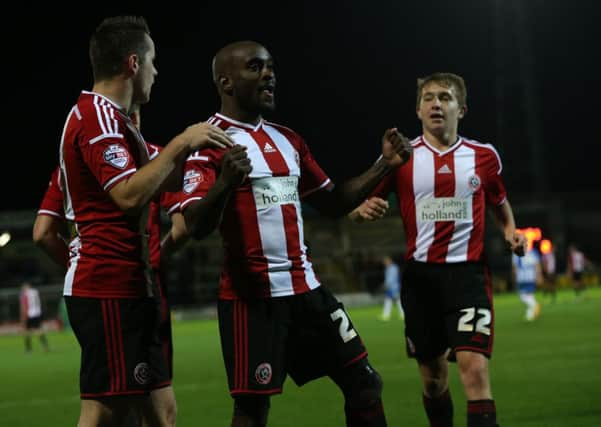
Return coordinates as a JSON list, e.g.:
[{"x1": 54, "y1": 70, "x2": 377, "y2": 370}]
[{"x1": 3, "y1": 1, "x2": 600, "y2": 211}]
